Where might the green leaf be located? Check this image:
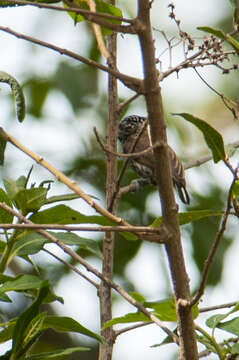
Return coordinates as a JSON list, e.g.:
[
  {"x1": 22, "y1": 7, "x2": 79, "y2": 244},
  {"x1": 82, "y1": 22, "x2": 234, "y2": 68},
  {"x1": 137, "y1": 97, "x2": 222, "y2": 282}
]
[
  {"x1": 42, "y1": 316, "x2": 106, "y2": 344},
  {"x1": 30, "y1": 204, "x2": 114, "y2": 225},
  {"x1": 22, "y1": 312, "x2": 47, "y2": 351},
  {"x1": 0, "y1": 319, "x2": 16, "y2": 343},
  {"x1": 197, "y1": 26, "x2": 226, "y2": 40},
  {"x1": 217, "y1": 317, "x2": 239, "y2": 336},
  {"x1": 66, "y1": 0, "x2": 122, "y2": 35},
  {"x1": 12, "y1": 286, "x2": 49, "y2": 357},
  {"x1": 24, "y1": 78, "x2": 52, "y2": 118},
  {"x1": 130, "y1": 292, "x2": 146, "y2": 304},
  {"x1": 0, "y1": 188, "x2": 13, "y2": 223},
  {"x1": 0, "y1": 291, "x2": 12, "y2": 302},
  {"x1": 174, "y1": 113, "x2": 226, "y2": 162},
  {"x1": 13, "y1": 187, "x2": 48, "y2": 215},
  {"x1": 48, "y1": 232, "x2": 102, "y2": 258},
  {"x1": 197, "y1": 26, "x2": 239, "y2": 55},
  {"x1": 0, "y1": 71, "x2": 25, "y2": 122},
  {"x1": 144, "y1": 299, "x2": 177, "y2": 321},
  {"x1": 206, "y1": 302, "x2": 239, "y2": 330},
  {"x1": 0, "y1": 274, "x2": 47, "y2": 293},
  {"x1": 103, "y1": 312, "x2": 150, "y2": 329},
  {"x1": 11, "y1": 233, "x2": 46, "y2": 257},
  {"x1": 232, "y1": 180, "x2": 239, "y2": 197},
  {"x1": 152, "y1": 210, "x2": 223, "y2": 227},
  {"x1": 3, "y1": 178, "x2": 24, "y2": 200},
  {"x1": 0, "y1": 274, "x2": 63, "y2": 304},
  {"x1": 0, "y1": 136, "x2": 6, "y2": 165},
  {"x1": 25, "y1": 347, "x2": 90, "y2": 360}
]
